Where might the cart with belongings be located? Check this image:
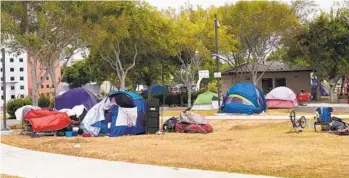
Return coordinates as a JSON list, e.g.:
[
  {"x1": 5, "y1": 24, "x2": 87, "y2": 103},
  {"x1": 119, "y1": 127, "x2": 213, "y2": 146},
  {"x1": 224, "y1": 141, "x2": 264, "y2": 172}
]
[
  {"x1": 313, "y1": 107, "x2": 349, "y2": 135},
  {"x1": 162, "y1": 107, "x2": 213, "y2": 134}
]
